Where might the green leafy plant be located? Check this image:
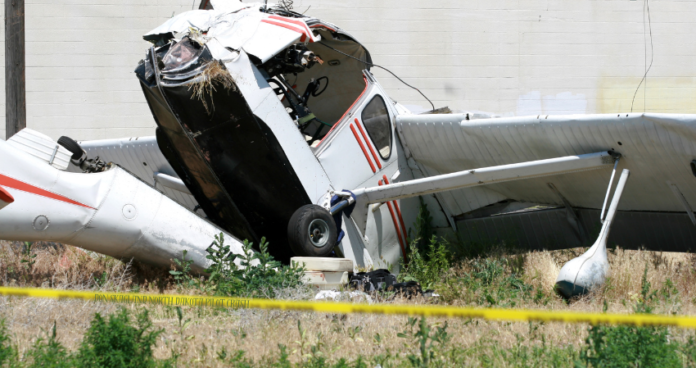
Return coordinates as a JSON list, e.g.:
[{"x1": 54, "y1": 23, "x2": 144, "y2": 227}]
[
  {"x1": 18, "y1": 242, "x2": 37, "y2": 284},
  {"x1": 399, "y1": 236, "x2": 450, "y2": 290},
  {"x1": 175, "y1": 307, "x2": 194, "y2": 341},
  {"x1": 94, "y1": 271, "x2": 108, "y2": 288},
  {"x1": 76, "y1": 308, "x2": 171, "y2": 368},
  {"x1": 0, "y1": 319, "x2": 18, "y2": 367},
  {"x1": 580, "y1": 265, "x2": 682, "y2": 368},
  {"x1": 20, "y1": 242, "x2": 36, "y2": 269},
  {"x1": 26, "y1": 322, "x2": 72, "y2": 368},
  {"x1": 411, "y1": 197, "x2": 434, "y2": 256},
  {"x1": 169, "y1": 250, "x2": 196, "y2": 288},
  {"x1": 204, "y1": 233, "x2": 306, "y2": 298}
]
